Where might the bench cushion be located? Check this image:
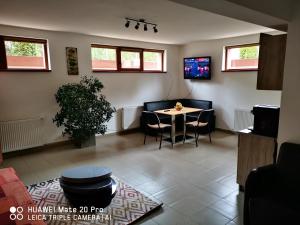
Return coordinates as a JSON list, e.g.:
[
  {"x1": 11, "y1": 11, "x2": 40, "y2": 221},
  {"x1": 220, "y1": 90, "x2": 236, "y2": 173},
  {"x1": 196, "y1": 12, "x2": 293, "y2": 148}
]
[{"x1": 0, "y1": 167, "x2": 46, "y2": 225}]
